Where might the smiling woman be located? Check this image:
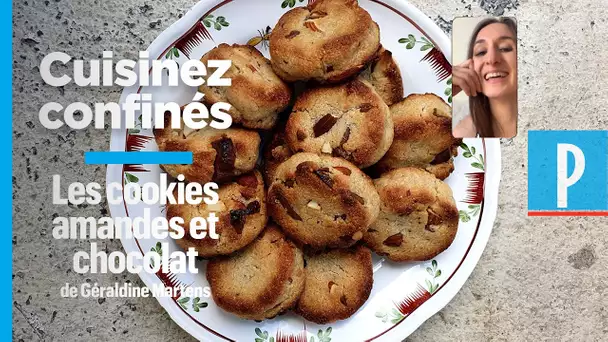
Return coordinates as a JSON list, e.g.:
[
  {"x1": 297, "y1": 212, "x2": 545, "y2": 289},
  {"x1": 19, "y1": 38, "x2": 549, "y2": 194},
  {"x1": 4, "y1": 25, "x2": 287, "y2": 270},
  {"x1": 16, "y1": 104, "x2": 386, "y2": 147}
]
[{"x1": 452, "y1": 17, "x2": 518, "y2": 138}]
